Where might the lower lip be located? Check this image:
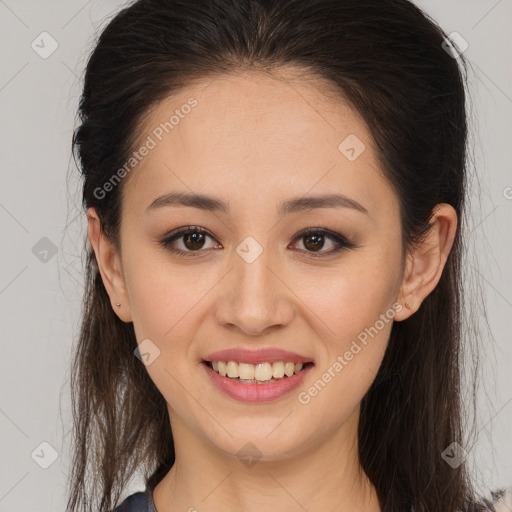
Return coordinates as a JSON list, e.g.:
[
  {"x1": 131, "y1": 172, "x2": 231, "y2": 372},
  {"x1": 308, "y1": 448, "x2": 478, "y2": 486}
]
[{"x1": 201, "y1": 362, "x2": 313, "y2": 403}]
